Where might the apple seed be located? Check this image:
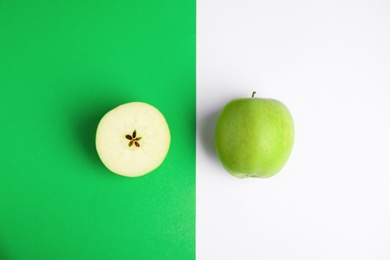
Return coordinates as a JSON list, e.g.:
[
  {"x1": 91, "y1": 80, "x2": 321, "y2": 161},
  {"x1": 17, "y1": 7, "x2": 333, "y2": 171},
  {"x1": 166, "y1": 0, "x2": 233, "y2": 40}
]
[{"x1": 125, "y1": 130, "x2": 142, "y2": 147}]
